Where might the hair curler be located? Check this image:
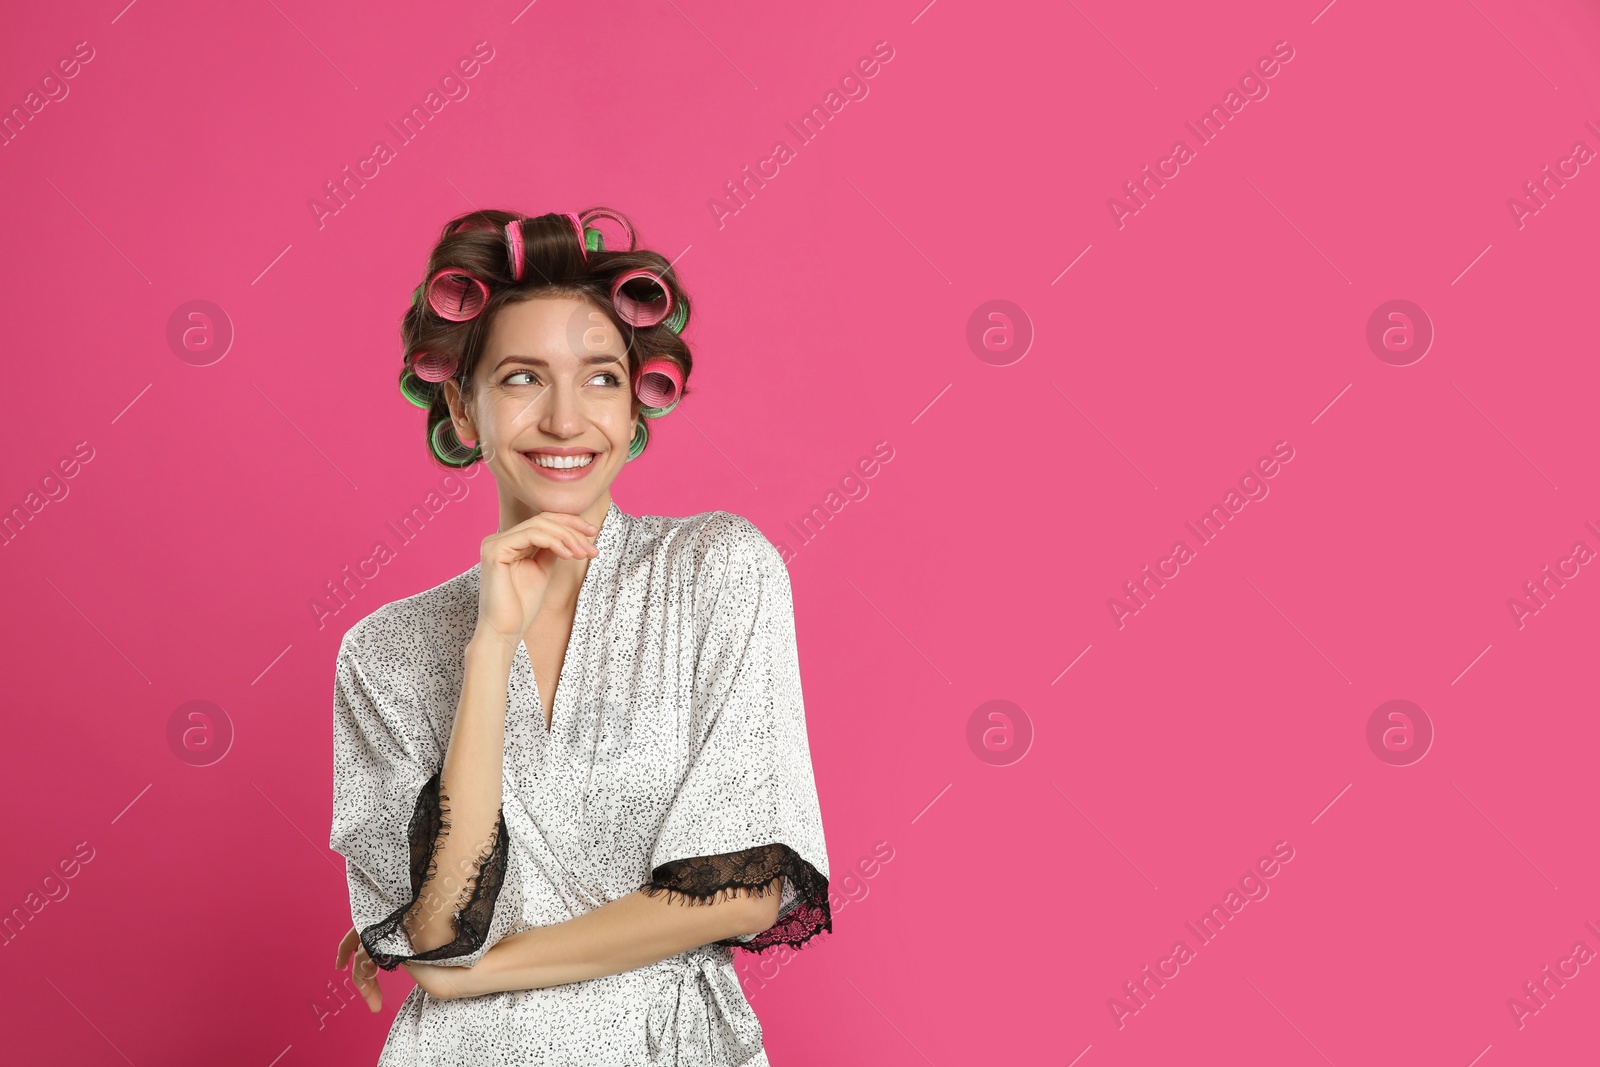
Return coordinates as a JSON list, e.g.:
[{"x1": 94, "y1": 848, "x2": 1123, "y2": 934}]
[
  {"x1": 579, "y1": 207, "x2": 636, "y2": 252},
  {"x1": 429, "y1": 418, "x2": 479, "y2": 466},
  {"x1": 504, "y1": 219, "x2": 526, "y2": 280},
  {"x1": 411, "y1": 350, "x2": 460, "y2": 382},
  {"x1": 662, "y1": 294, "x2": 689, "y2": 335},
  {"x1": 399, "y1": 368, "x2": 437, "y2": 409},
  {"x1": 561, "y1": 212, "x2": 588, "y2": 260},
  {"x1": 627, "y1": 416, "x2": 650, "y2": 460},
  {"x1": 447, "y1": 214, "x2": 499, "y2": 236},
  {"x1": 426, "y1": 268, "x2": 490, "y2": 321},
  {"x1": 611, "y1": 269, "x2": 673, "y2": 327},
  {"x1": 634, "y1": 357, "x2": 683, "y2": 414}
]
